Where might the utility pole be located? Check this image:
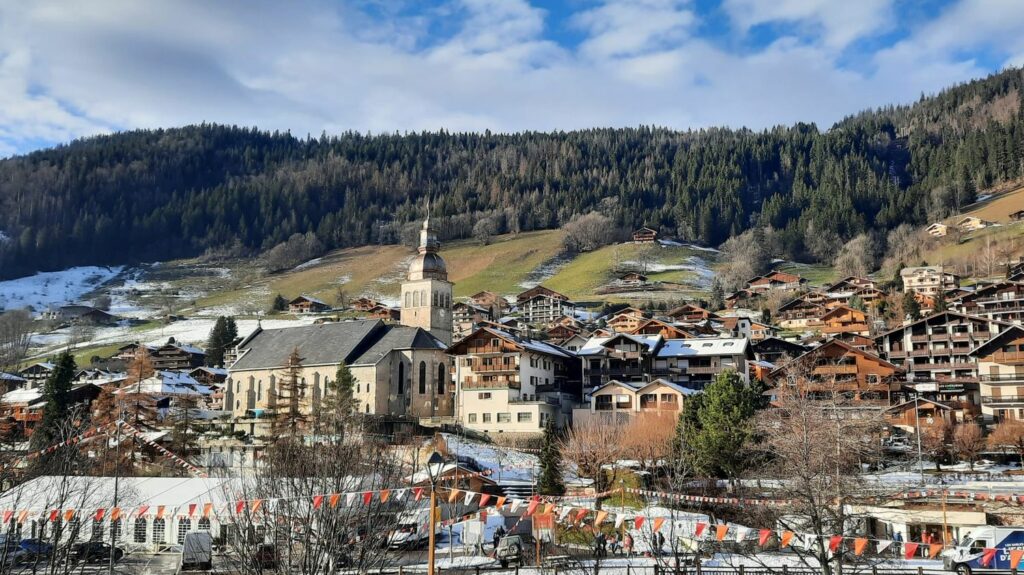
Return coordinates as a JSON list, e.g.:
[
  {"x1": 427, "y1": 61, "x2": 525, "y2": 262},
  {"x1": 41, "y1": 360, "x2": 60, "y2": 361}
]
[
  {"x1": 109, "y1": 418, "x2": 122, "y2": 575},
  {"x1": 915, "y1": 395, "x2": 925, "y2": 486}
]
